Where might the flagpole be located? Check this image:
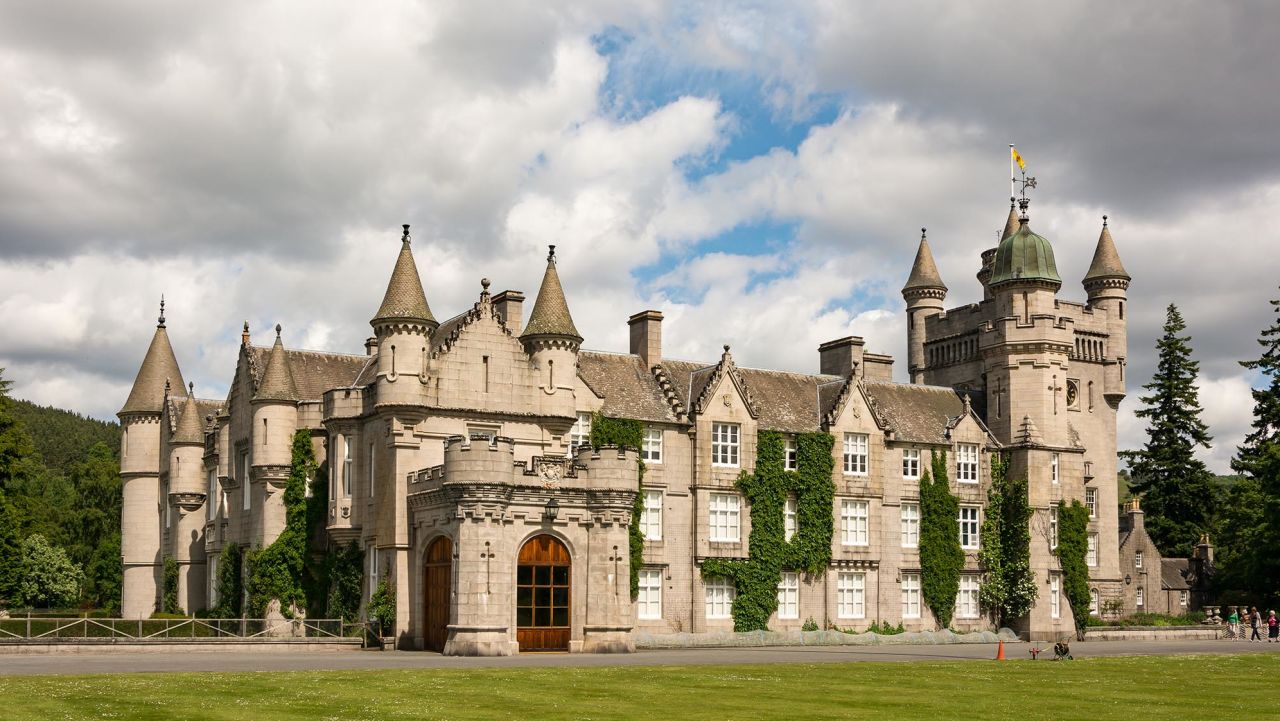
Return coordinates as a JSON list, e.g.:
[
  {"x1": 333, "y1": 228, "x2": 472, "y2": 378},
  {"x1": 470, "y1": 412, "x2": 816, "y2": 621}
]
[{"x1": 1009, "y1": 143, "x2": 1015, "y2": 199}]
